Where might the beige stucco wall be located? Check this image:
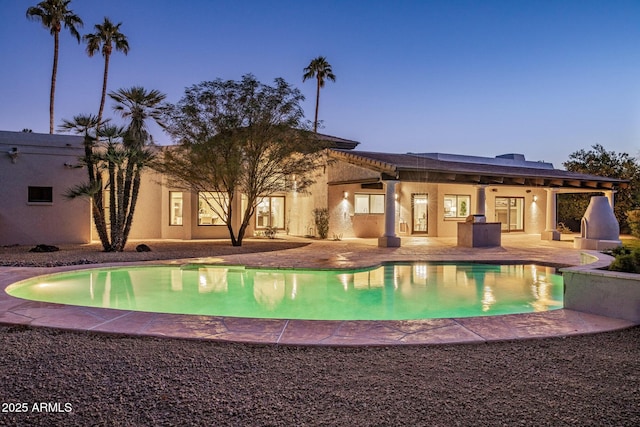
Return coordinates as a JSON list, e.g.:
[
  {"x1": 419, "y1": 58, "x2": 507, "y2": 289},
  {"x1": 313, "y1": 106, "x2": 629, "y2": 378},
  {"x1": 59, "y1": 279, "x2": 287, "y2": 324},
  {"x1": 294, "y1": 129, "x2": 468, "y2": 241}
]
[{"x1": 0, "y1": 132, "x2": 91, "y2": 245}]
